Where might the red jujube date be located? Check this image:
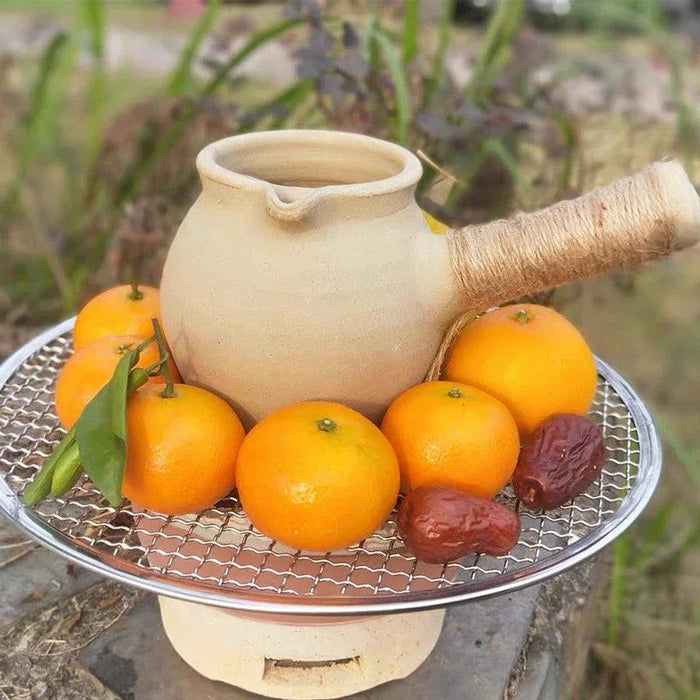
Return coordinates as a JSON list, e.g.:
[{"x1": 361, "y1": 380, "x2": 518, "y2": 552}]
[
  {"x1": 513, "y1": 413, "x2": 606, "y2": 510},
  {"x1": 397, "y1": 486, "x2": 521, "y2": 564}
]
